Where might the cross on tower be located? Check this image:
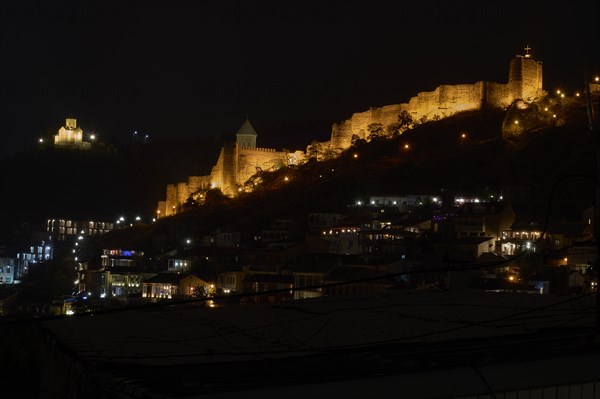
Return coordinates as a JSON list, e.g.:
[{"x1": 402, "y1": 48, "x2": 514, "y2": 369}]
[{"x1": 524, "y1": 45, "x2": 531, "y2": 58}]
